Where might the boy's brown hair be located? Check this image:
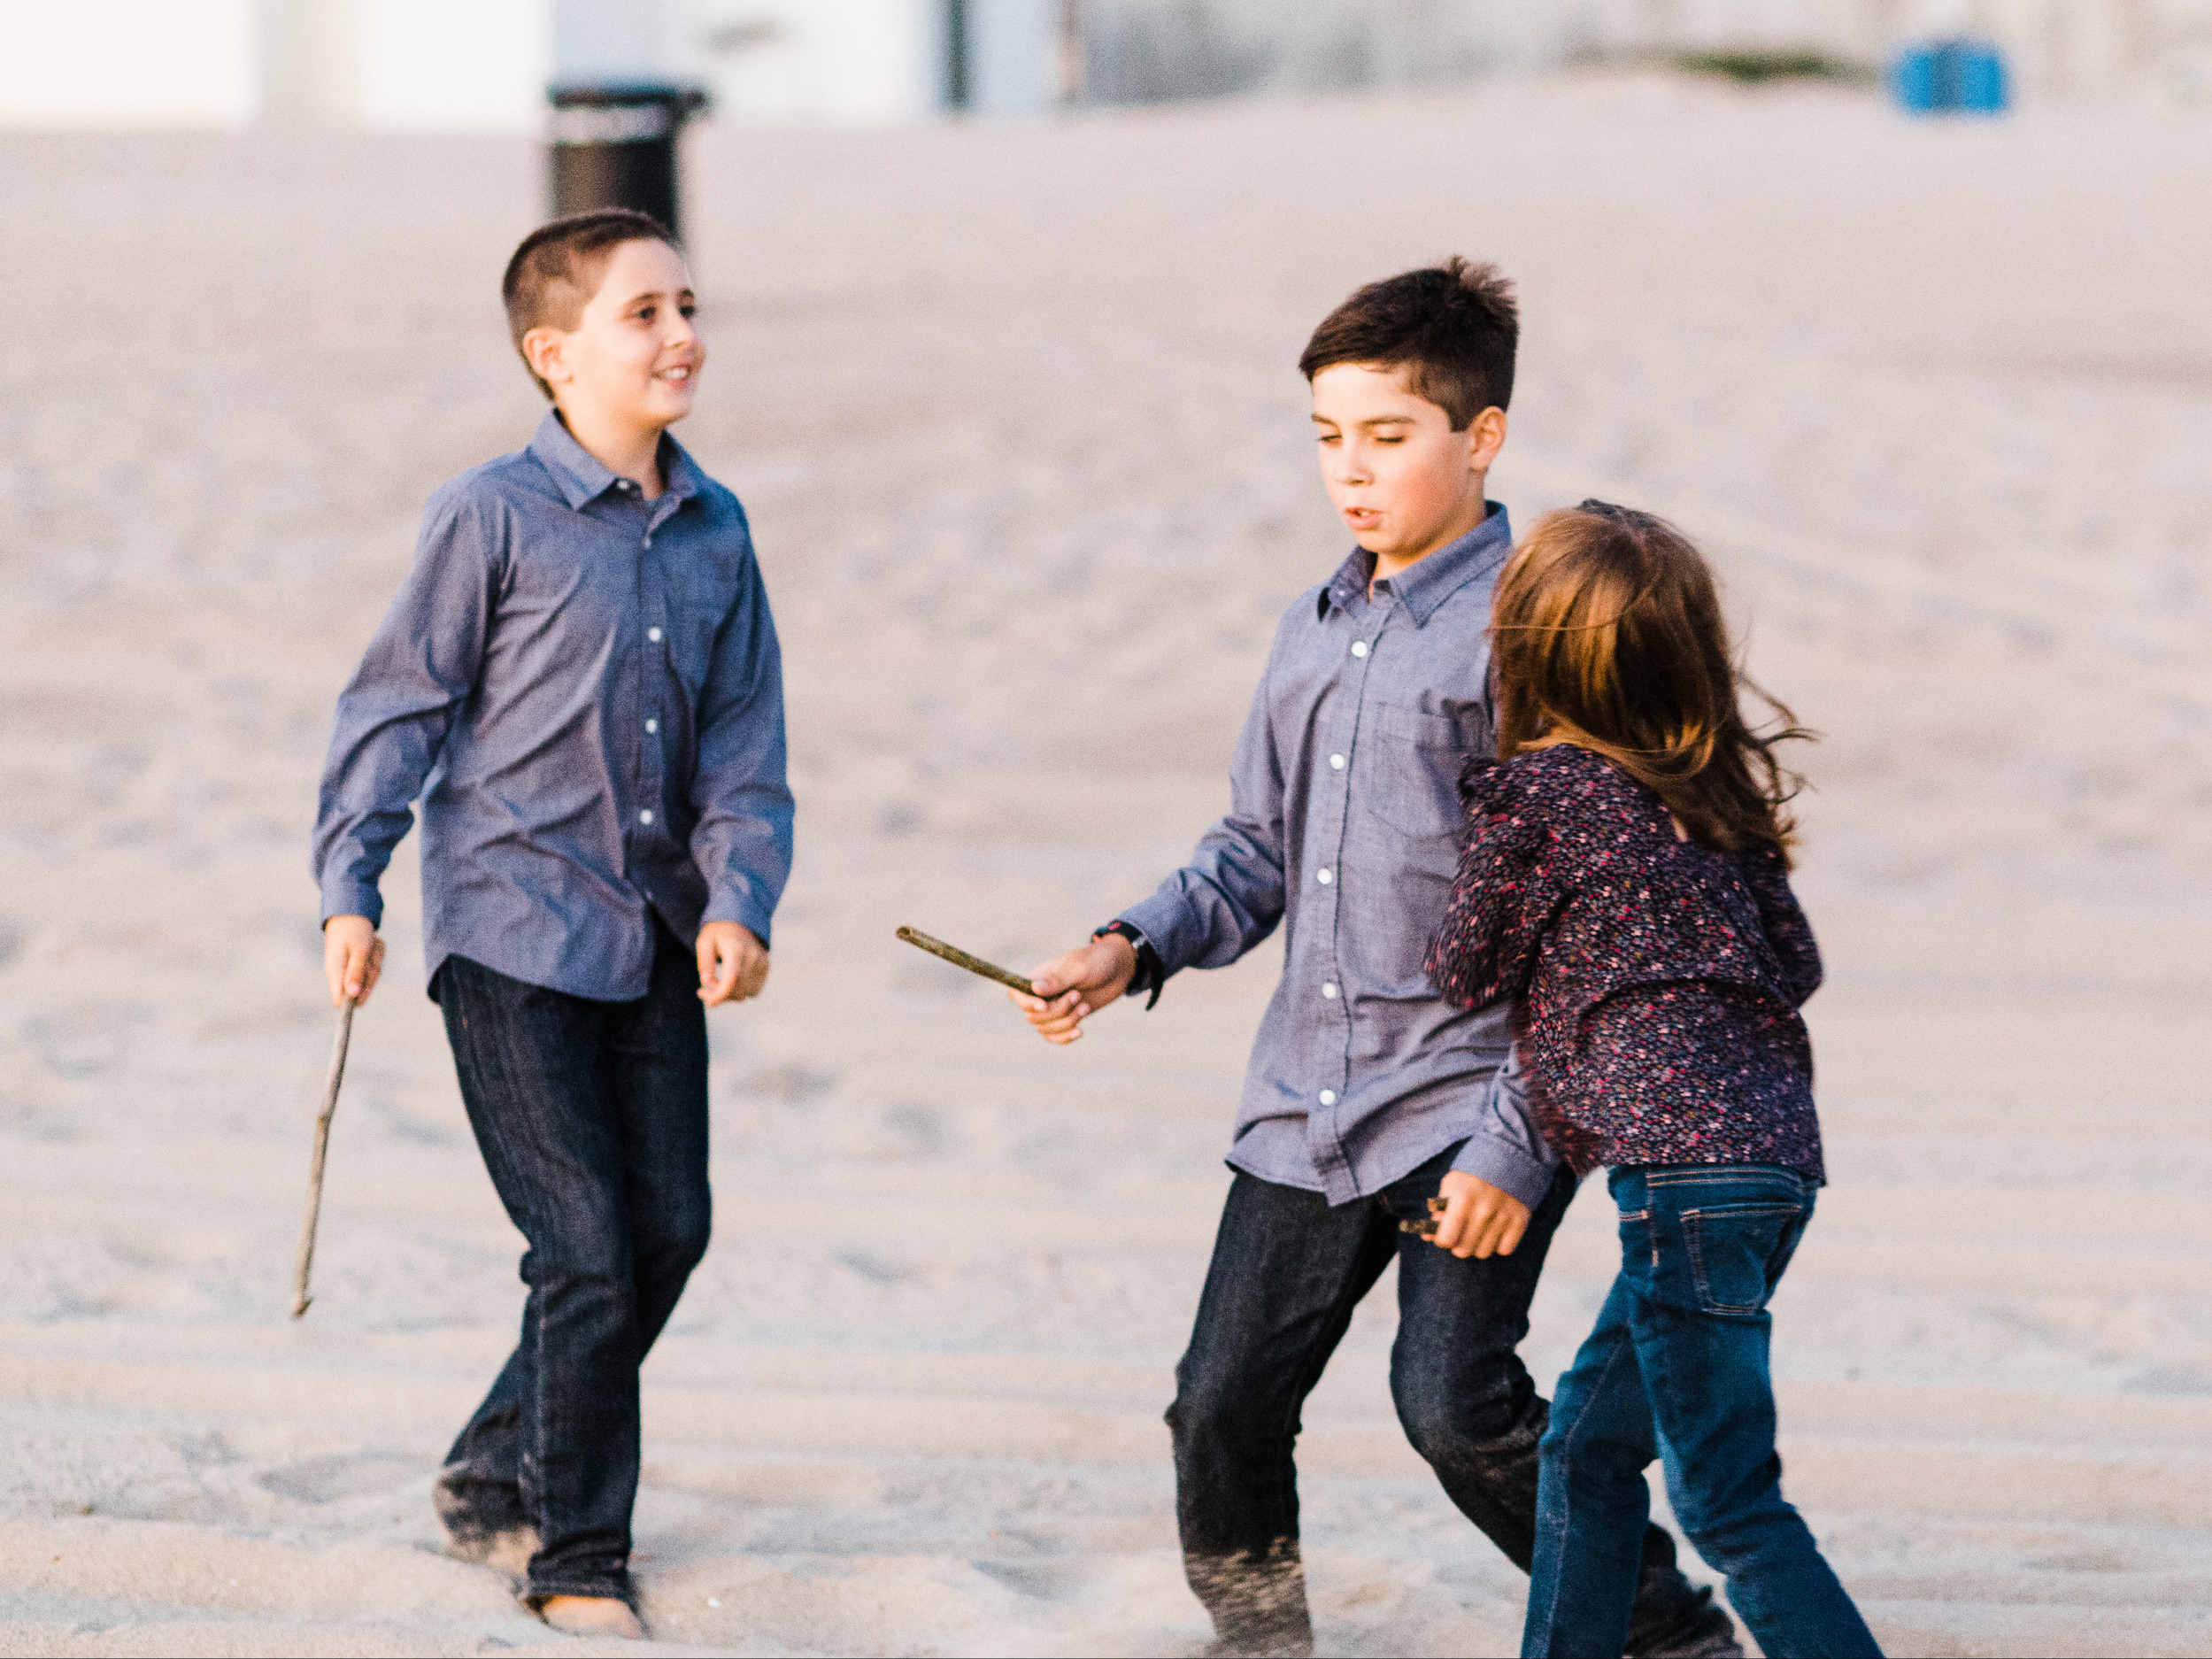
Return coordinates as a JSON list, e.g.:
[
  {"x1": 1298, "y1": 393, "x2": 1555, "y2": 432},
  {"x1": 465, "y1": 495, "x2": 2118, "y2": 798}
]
[
  {"x1": 1492, "y1": 501, "x2": 1811, "y2": 862},
  {"x1": 501, "y1": 209, "x2": 678, "y2": 399},
  {"x1": 1298, "y1": 257, "x2": 1517, "y2": 428}
]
